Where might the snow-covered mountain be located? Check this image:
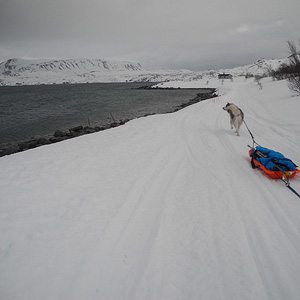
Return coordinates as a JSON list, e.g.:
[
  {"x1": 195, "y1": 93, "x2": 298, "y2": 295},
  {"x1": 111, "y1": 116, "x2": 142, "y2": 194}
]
[
  {"x1": 0, "y1": 58, "x2": 200, "y2": 86},
  {"x1": 0, "y1": 57, "x2": 287, "y2": 86},
  {"x1": 0, "y1": 58, "x2": 143, "y2": 75},
  {"x1": 0, "y1": 58, "x2": 142, "y2": 85}
]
